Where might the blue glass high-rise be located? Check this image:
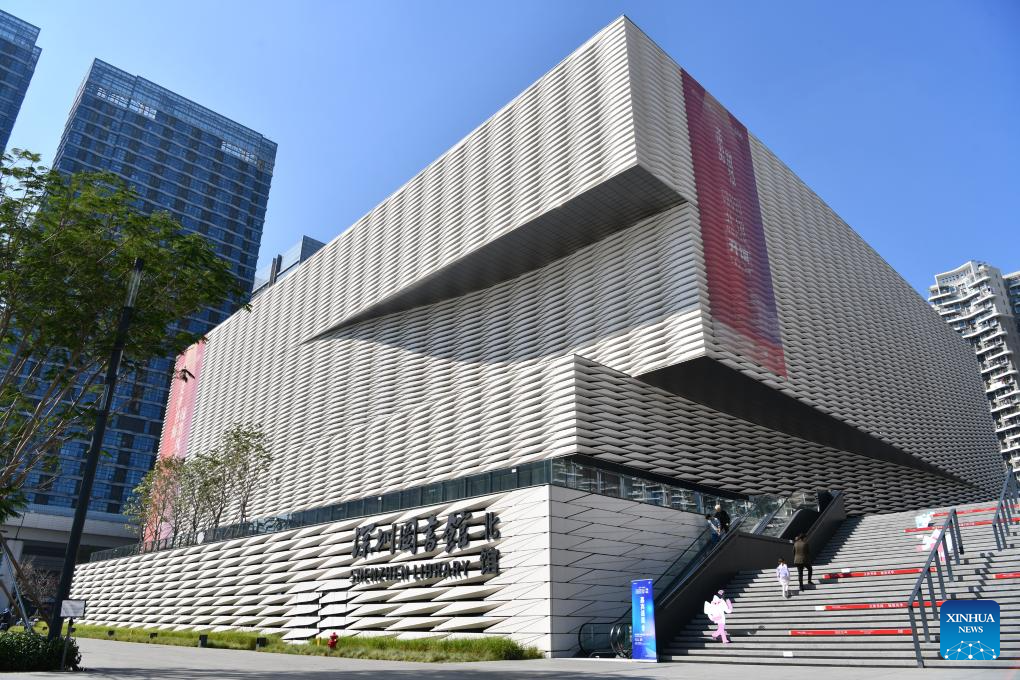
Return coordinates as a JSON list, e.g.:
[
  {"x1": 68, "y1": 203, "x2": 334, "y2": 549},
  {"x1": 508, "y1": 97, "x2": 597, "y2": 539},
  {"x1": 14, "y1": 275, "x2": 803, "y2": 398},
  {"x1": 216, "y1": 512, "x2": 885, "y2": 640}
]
[
  {"x1": 38, "y1": 59, "x2": 276, "y2": 518},
  {"x1": 0, "y1": 9, "x2": 41, "y2": 154}
]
